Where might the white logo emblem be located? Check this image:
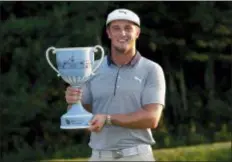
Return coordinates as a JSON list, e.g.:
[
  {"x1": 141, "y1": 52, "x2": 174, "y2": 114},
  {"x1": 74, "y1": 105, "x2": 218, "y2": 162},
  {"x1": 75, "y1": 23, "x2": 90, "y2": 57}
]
[
  {"x1": 118, "y1": 10, "x2": 127, "y2": 14},
  {"x1": 134, "y1": 76, "x2": 142, "y2": 83}
]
